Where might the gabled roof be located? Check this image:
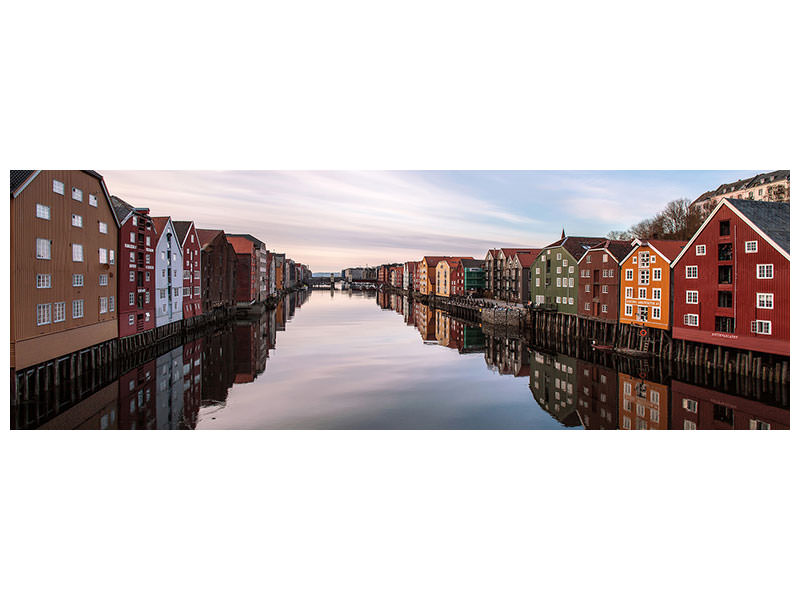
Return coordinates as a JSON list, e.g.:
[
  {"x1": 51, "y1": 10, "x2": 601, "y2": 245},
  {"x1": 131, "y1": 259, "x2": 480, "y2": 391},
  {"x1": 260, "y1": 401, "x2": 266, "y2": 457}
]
[
  {"x1": 622, "y1": 238, "x2": 686, "y2": 264},
  {"x1": 672, "y1": 198, "x2": 790, "y2": 265},
  {"x1": 226, "y1": 234, "x2": 256, "y2": 255},
  {"x1": 151, "y1": 216, "x2": 171, "y2": 236},
  {"x1": 514, "y1": 251, "x2": 541, "y2": 268},
  {"x1": 579, "y1": 239, "x2": 632, "y2": 264},
  {"x1": 500, "y1": 248, "x2": 539, "y2": 260},
  {"x1": 693, "y1": 170, "x2": 790, "y2": 204},
  {"x1": 109, "y1": 195, "x2": 145, "y2": 225},
  {"x1": 543, "y1": 236, "x2": 608, "y2": 260},
  {"x1": 196, "y1": 228, "x2": 225, "y2": 248},
  {"x1": 228, "y1": 233, "x2": 265, "y2": 248},
  {"x1": 172, "y1": 220, "x2": 195, "y2": 245},
  {"x1": 729, "y1": 198, "x2": 789, "y2": 254},
  {"x1": 460, "y1": 258, "x2": 484, "y2": 269},
  {"x1": 10, "y1": 170, "x2": 36, "y2": 193},
  {"x1": 486, "y1": 248, "x2": 500, "y2": 259}
]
